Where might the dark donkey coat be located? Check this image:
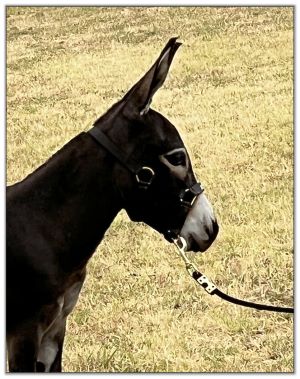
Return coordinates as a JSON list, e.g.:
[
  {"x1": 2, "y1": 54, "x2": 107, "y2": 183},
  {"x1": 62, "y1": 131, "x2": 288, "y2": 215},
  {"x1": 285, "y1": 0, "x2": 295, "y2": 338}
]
[
  {"x1": 7, "y1": 38, "x2": 185, "y2": 372},
  {"x1": 7, "y1": 38, "x2": 218, "y2": 372}
]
